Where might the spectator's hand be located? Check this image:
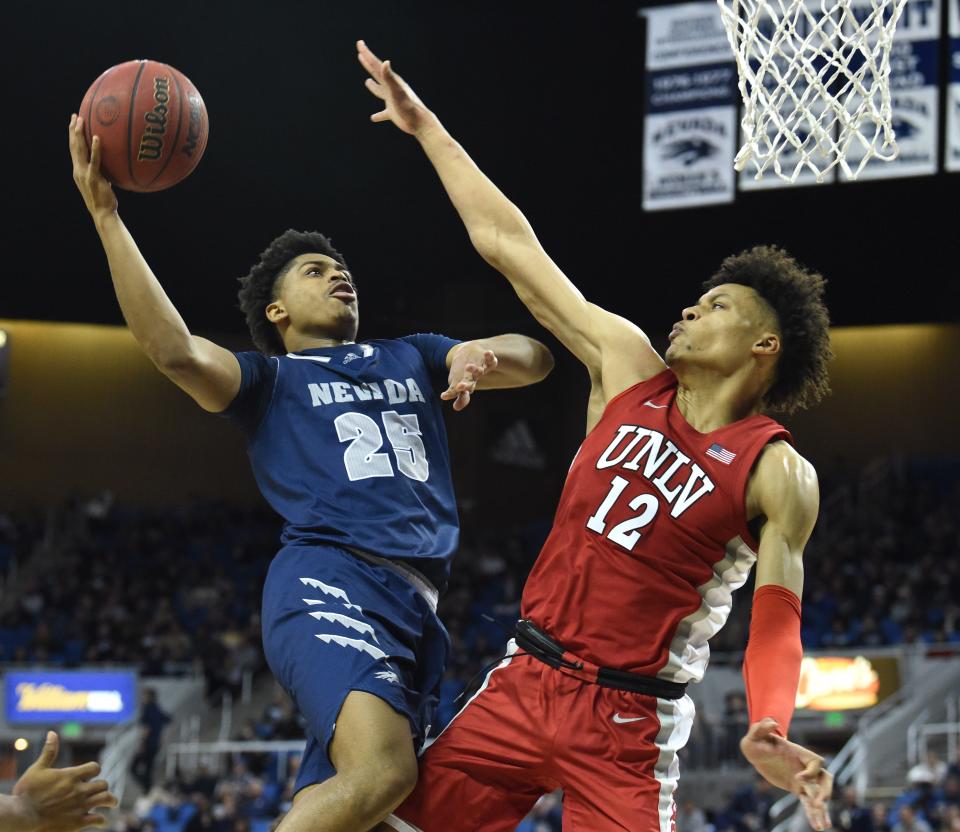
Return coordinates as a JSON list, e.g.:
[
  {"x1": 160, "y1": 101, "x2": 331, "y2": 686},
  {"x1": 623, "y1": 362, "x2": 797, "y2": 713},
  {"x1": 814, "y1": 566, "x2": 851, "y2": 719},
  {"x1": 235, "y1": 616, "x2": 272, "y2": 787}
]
[
  {"x1": 741, "y1": 719, "x2": 833, "y2": 831},
  {"x1": 10, "y1": 732, "x2": 117, "y2": 831}
]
